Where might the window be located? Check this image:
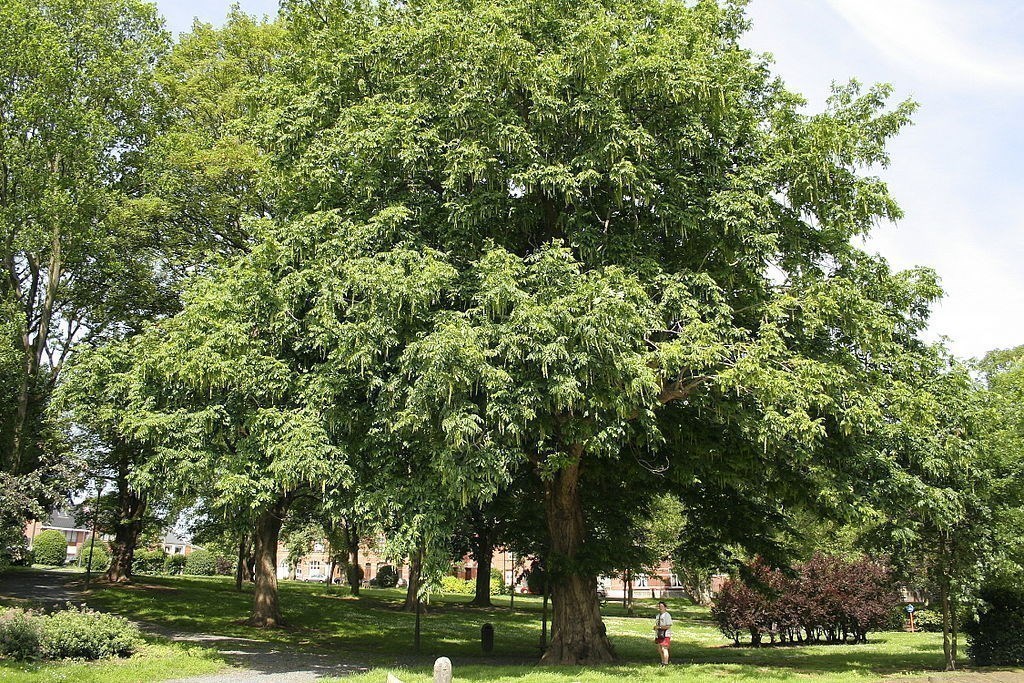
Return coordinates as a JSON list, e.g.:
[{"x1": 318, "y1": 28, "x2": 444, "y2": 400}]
[
  {"x1": 309, "y1": 560, "x2": 322, "y2": 576},
  {"x1": 636, "y1": 574, "x2": 649, "y2": 588},
  {"x1": 670, "y1": 574, "x2": 682, "y2": 587}
]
